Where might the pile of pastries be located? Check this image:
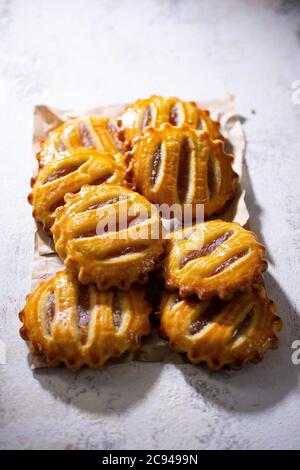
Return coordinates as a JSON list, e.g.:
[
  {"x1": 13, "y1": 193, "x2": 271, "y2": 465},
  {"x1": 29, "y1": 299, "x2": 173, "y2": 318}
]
[{"x1": 19, "y1": 95, "x2": 282, "y2": 371}]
